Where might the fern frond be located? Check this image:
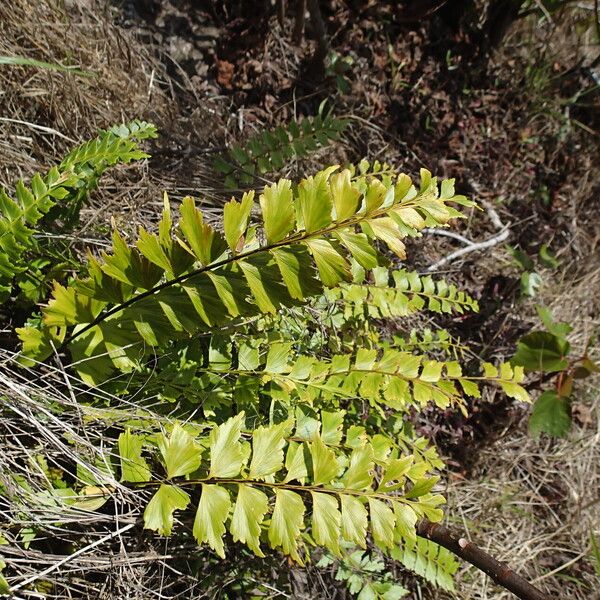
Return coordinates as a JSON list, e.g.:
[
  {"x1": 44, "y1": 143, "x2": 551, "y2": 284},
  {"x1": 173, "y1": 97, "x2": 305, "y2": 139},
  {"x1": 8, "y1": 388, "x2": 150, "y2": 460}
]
[
  {"x1": 117, "y1": 412, "x2": 446, "y2": 562},
  {"x1": 318, "y1": 547, "x2": 409, "y2": 599},
  {"x1": 0, "y1": 120, "x2": 156, "y2": 301},
  {"x1": 390, "y1": 536, "x2": 459, "y2": 591},
  {"x1": 19, "y1": 167, "x2": 474, "y2": 383},
  {"x1": 326, "y1": 267, "x2": 479, "y2": 319},
  {"x1": 214, "y1": 112, "x2": 348, "y2": 187},
  {"x1": 144, "y1": 338, "x2": 528, "y2": 416}
]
